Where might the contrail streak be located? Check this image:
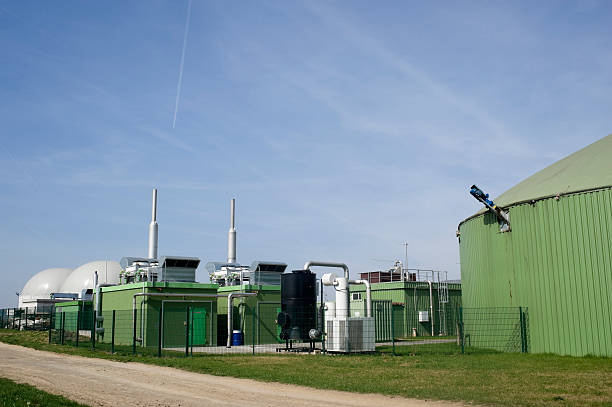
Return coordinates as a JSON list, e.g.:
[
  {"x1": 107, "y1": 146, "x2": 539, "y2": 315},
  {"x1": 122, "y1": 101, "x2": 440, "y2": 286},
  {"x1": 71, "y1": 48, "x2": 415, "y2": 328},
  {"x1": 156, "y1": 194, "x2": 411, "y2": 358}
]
[{"x1": 172, "y1": 0, "x2": 193, "y2": 128}]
